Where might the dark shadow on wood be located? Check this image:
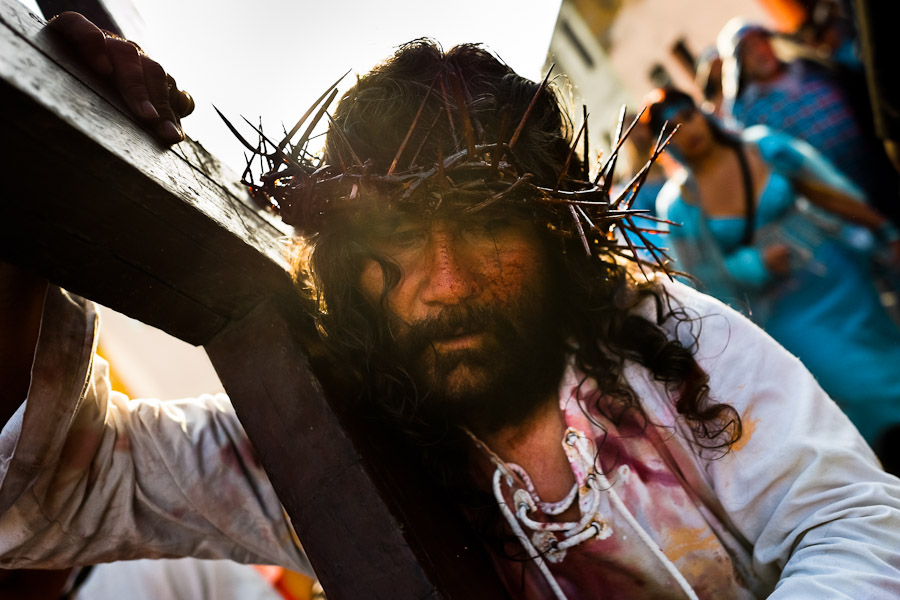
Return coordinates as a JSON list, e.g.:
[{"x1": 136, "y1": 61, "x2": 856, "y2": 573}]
[{"x1": 36, "y1": 0, "x2": 121, "y2": 34}]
